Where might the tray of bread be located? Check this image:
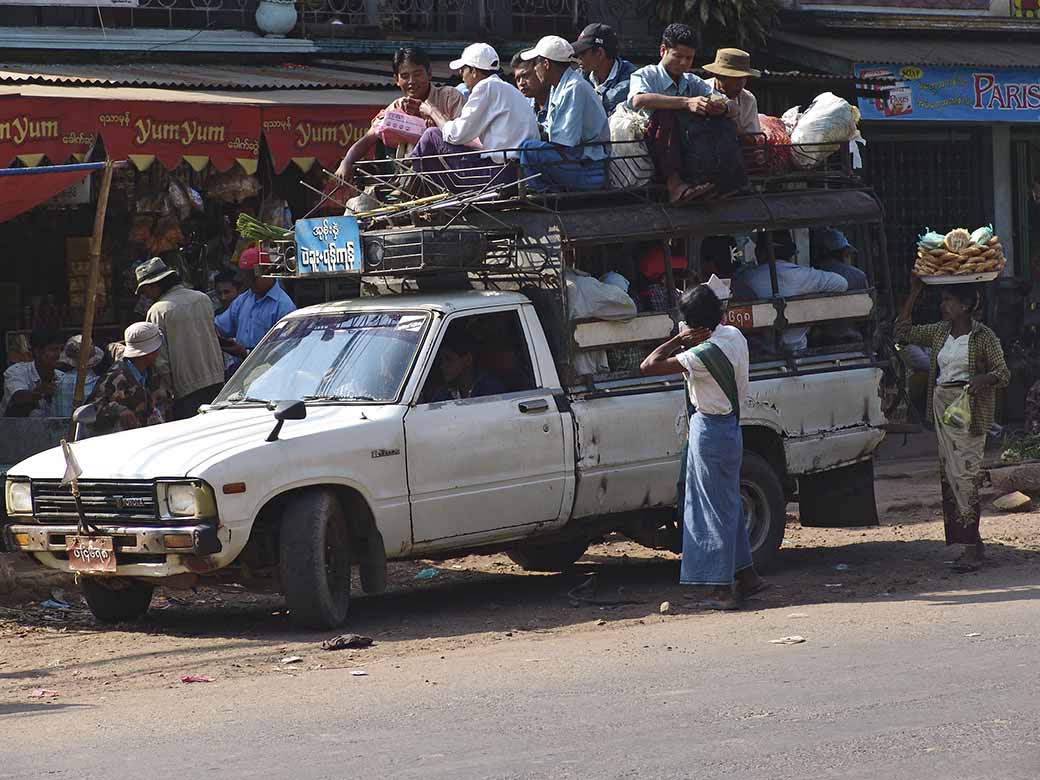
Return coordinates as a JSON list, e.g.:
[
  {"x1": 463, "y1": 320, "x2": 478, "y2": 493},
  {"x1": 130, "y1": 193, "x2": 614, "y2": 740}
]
[{"x1": 913, "y1": 226, "x2": 1005, "y2": 284}]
